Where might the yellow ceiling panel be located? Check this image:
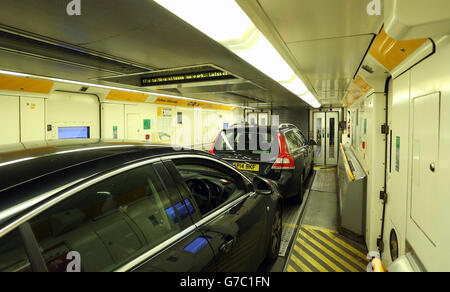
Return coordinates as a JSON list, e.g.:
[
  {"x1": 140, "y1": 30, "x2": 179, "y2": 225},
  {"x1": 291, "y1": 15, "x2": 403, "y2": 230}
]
[
  {"x1": 369, "y1": 28, "x2": 428, "y2": 71},
  {"x1": 343, "y1": 75, "x2": 373, "y2": 108}
]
